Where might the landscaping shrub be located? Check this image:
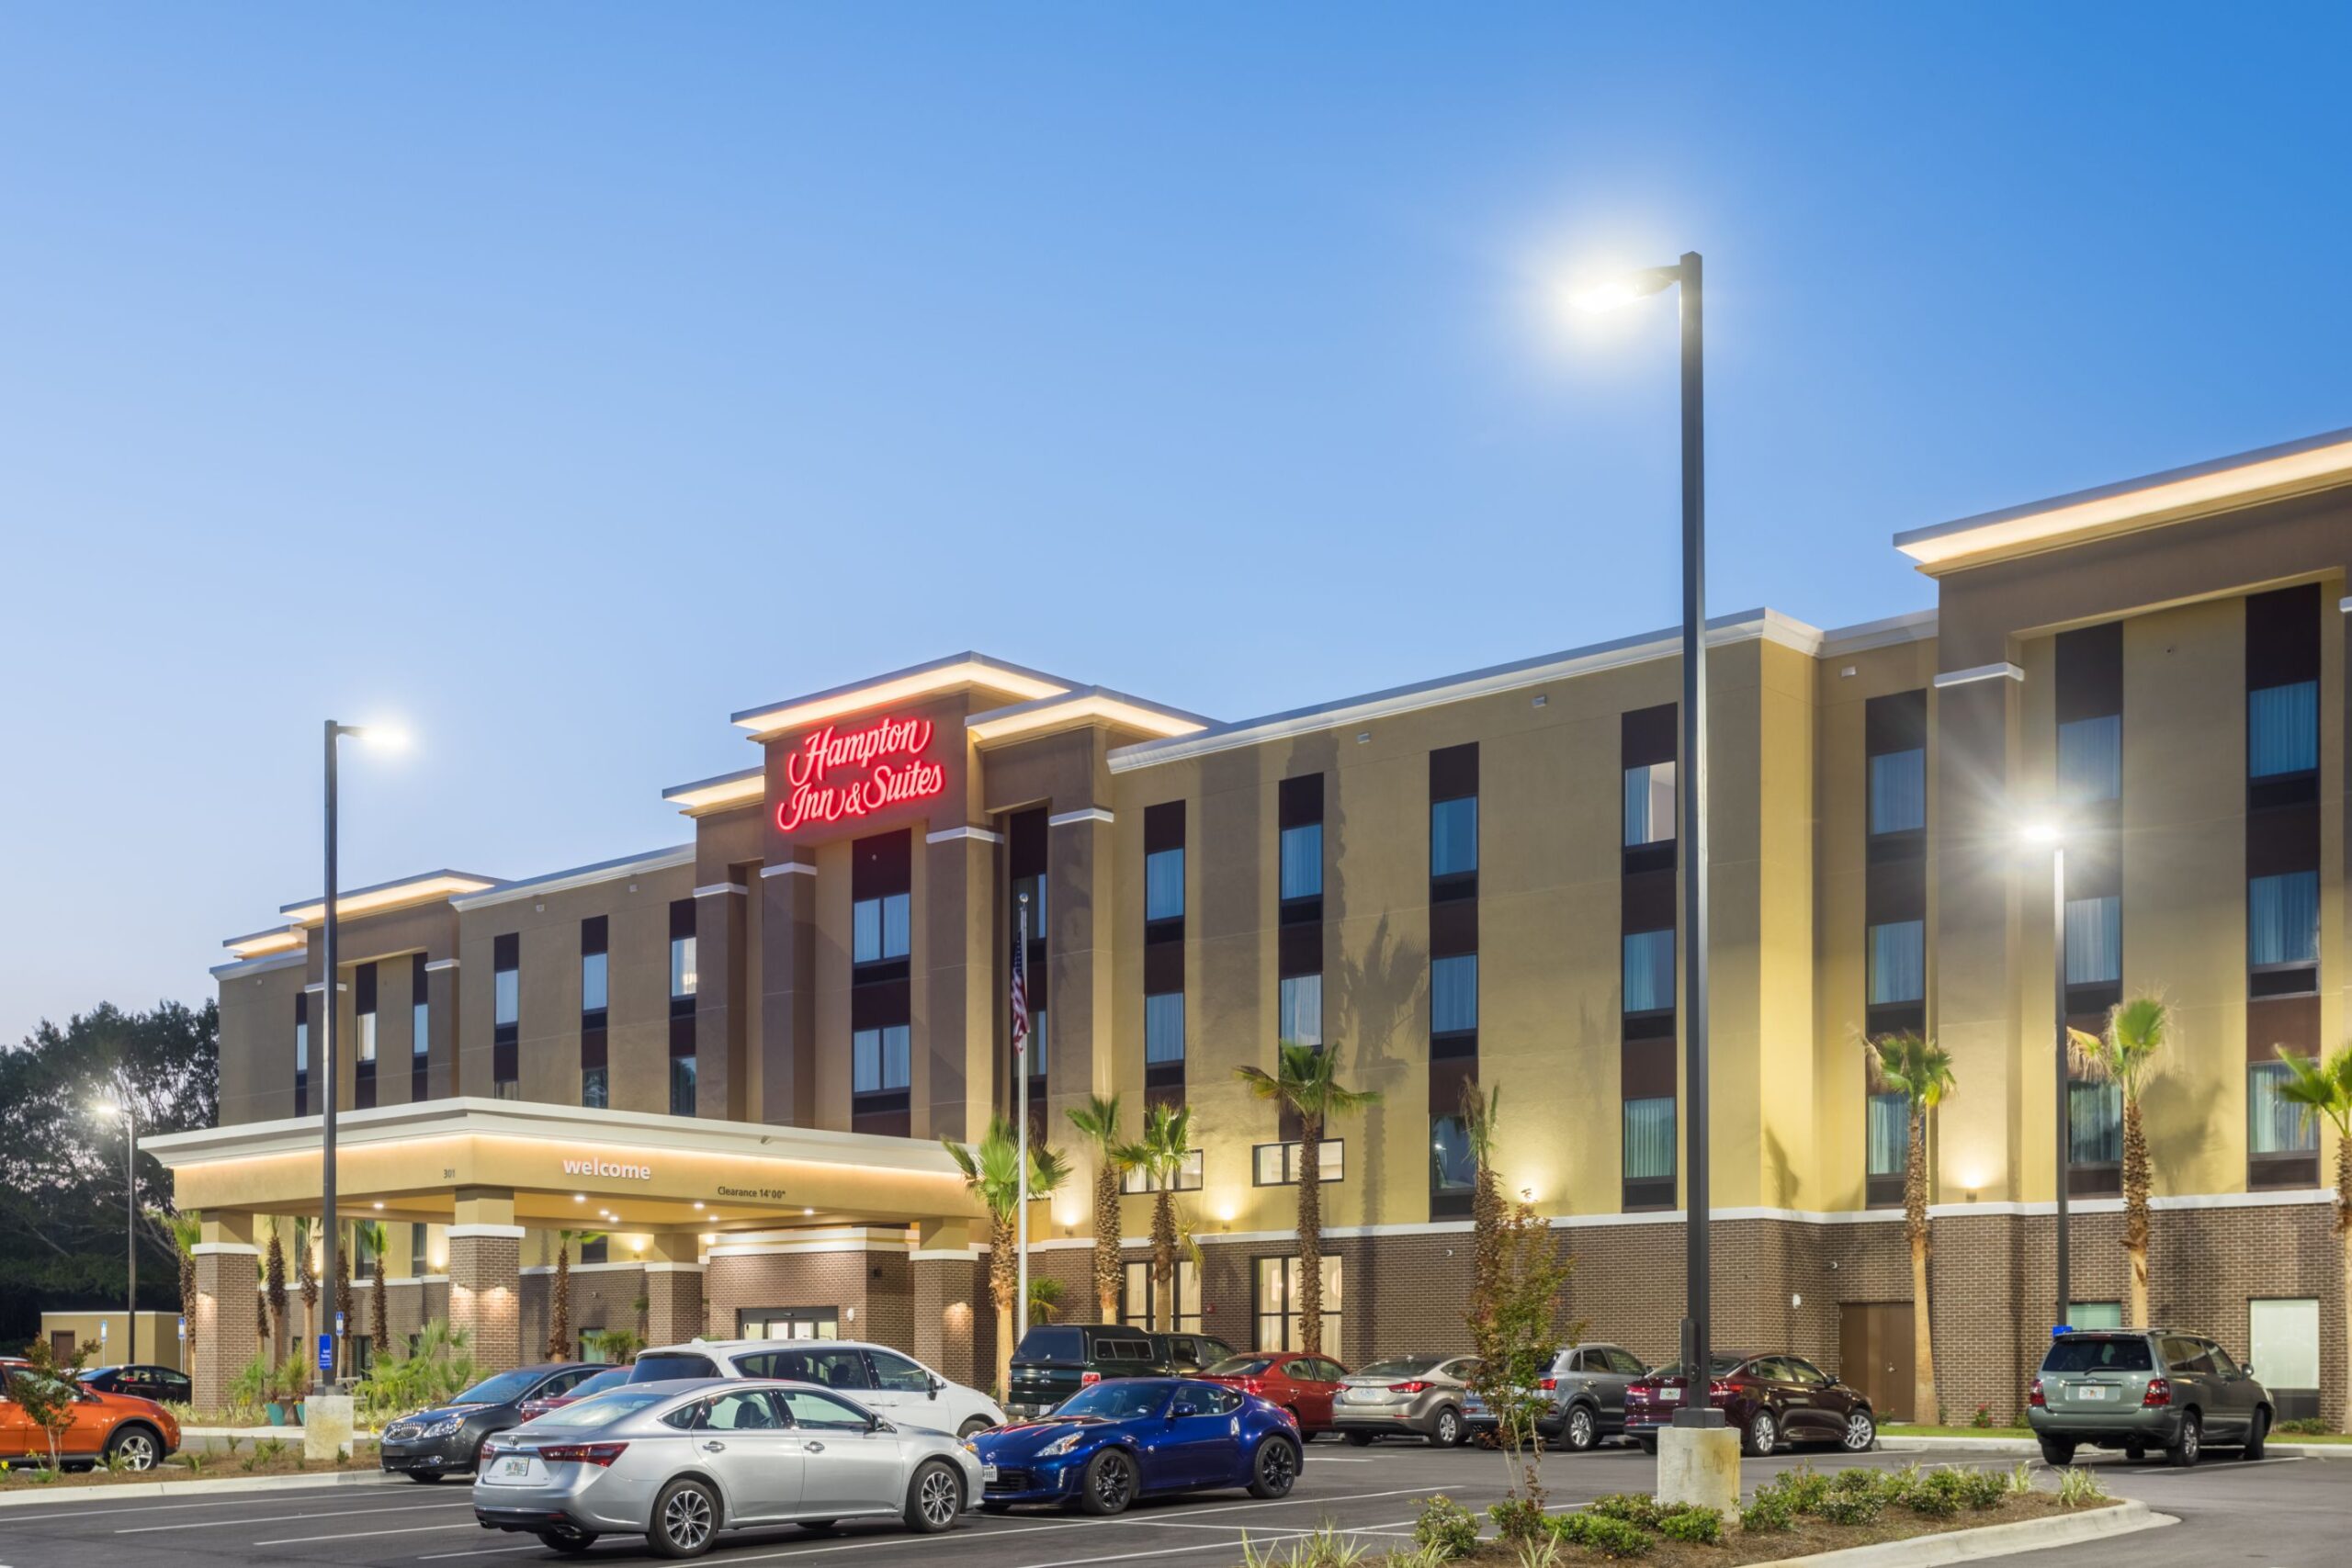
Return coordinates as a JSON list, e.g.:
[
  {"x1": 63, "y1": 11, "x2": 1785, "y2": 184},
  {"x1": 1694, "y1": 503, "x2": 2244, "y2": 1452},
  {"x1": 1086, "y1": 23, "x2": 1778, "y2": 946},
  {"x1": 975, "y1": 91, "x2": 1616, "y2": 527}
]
[
  {"x1": 1488, "y1": 1497, "x2": 1546, "y2": 1545},
  {"x1": 2278, "y1": 1417, "x2": 2331, "y2": 1436},
  {"x1": 1958, "y1": 1468, "x2": 2008, "y2": 1510},
  {"x1": 1546, "y1": 1514, "x2": 1653, "y2": 1559},
  {"x1": 1778, "y1": 1465, "x2": 1833, "y2": 1512},
  {"x1": 1738, "y1": 1491, "x2": 1795, "y2": 1533},
  {"x1": 2055, "y1": 1468, "x2": 2109, "y2": 1508},
  {"x1": 1970, "y1": 1404, "x2": 1994, "y2": 1428},
  {"x1": 1583, "y1": 1495, "x2": 1665, "y2": 1530},
  {"x1": 1413, "y1": 1495, "x2": 1480, "y2": 1561},
  {"x1": 1655, "y1": 1506, "x2": 1722, "y2": 1546},
  {"x1": 1815, "y1": 1477, "x2": 1885, "y2": 1527},
  {"x1": 1898, "y1": 1466, "x2": 1970, "y2": 1517}
]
